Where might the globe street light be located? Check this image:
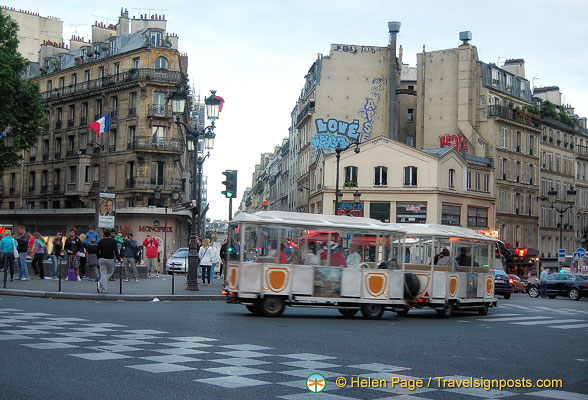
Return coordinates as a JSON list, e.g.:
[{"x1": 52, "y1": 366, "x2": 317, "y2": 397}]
[{"x1": 171, "y1": 89, "x2": 222, "y2": 291}]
